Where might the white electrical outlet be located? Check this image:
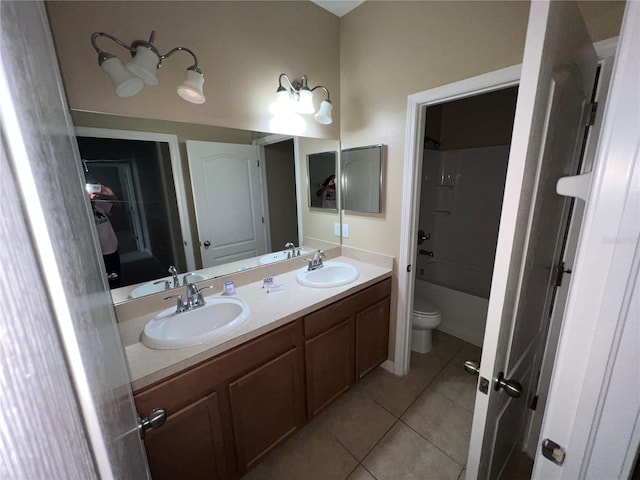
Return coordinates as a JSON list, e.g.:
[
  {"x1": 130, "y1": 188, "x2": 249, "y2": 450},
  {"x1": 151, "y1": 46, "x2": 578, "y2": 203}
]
[
  {"x1": 342, "y1": 224, "x2": 350, "y2": 238},
  {"x1": 334, "y1": 223, "x2": 341, "y2": 236}
]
